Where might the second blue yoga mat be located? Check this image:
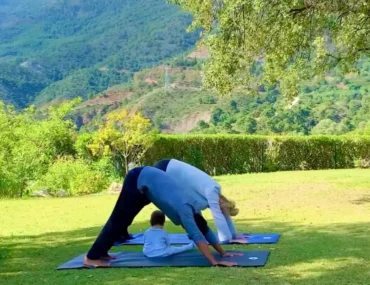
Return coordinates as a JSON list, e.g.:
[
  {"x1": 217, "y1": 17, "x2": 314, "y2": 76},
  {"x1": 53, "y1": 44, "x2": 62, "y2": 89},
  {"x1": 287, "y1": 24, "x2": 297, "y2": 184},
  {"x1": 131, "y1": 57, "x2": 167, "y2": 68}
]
[{"x1": 114, "y1": 233, "x2": 280, "y2": 246}]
